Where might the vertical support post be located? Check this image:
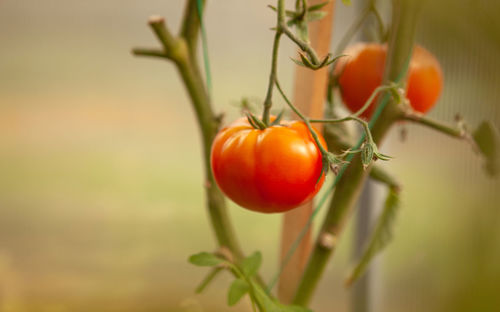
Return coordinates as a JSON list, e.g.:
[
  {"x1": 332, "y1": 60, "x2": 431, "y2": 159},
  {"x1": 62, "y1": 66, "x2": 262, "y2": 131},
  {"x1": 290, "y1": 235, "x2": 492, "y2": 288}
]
[{"x1": 278, "y1": 0, "x2": 336, "y2": 303}]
